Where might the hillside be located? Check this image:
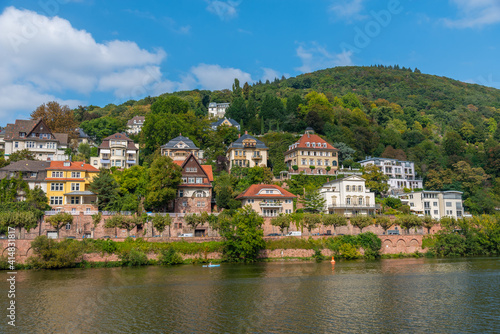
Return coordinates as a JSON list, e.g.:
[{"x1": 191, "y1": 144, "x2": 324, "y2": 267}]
[{"x1": 70, "y1": 65, "x2": 500, "y2": 213}]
